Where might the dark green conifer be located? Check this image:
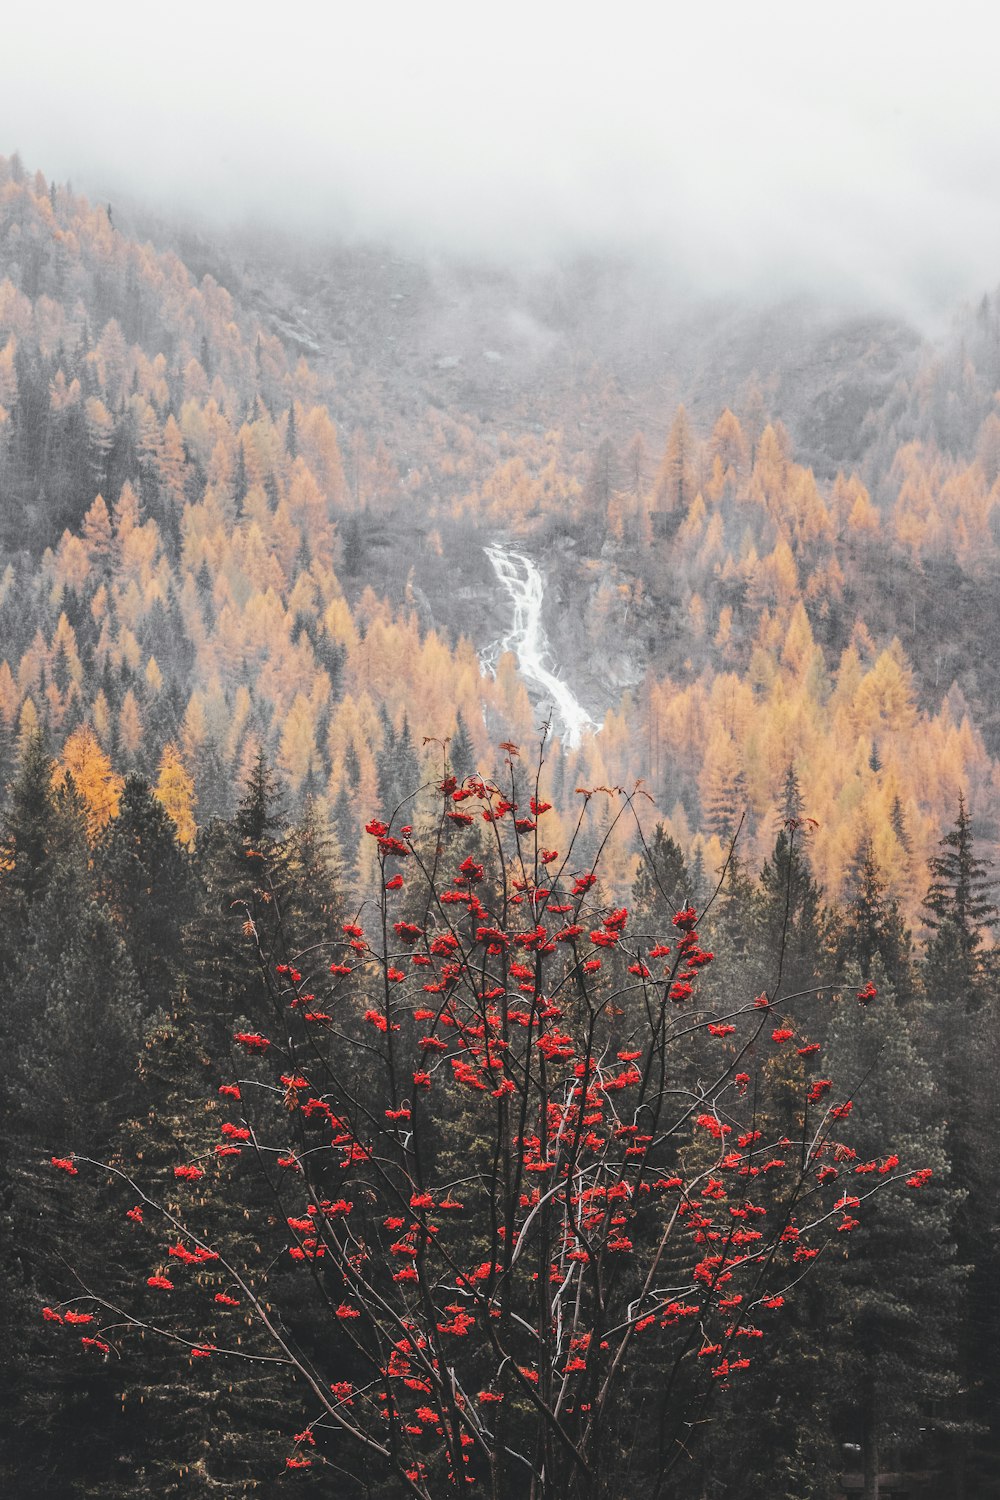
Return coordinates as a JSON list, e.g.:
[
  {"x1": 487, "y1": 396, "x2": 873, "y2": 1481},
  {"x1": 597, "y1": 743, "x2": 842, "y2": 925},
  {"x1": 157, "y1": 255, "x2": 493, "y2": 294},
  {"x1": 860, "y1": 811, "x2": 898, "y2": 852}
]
[
  {"x1": 923, "y1": 792, "x2": 997, "y2": 1009},
  {"x1": 920, "y1": 797, "x2": 1000, "y2": 1492},
  {"x1": 755, "y1": 826, "x2": 825, "y2": 1002},
  {"x1": 835, "y1": 840, "x2": 912, "y2": 997},
  {"x1": 631, "y1": 822, "x2": 690, "y2": 938},
  {"x1": 96, "y1": 773, "x2": 196, "y2": 1011},
  {"x1": 448, "y1": 711, "x2": 476, "y2": 783},
  {"x1": 0, "y1": 730, "x2": 57, "y2": 912},
  {"x1": 825, "y1": 967, "x2": 966, "y2": 1500},
  {"x1": 376, "y1": 709, "x2": 419, "y2": 823}
]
